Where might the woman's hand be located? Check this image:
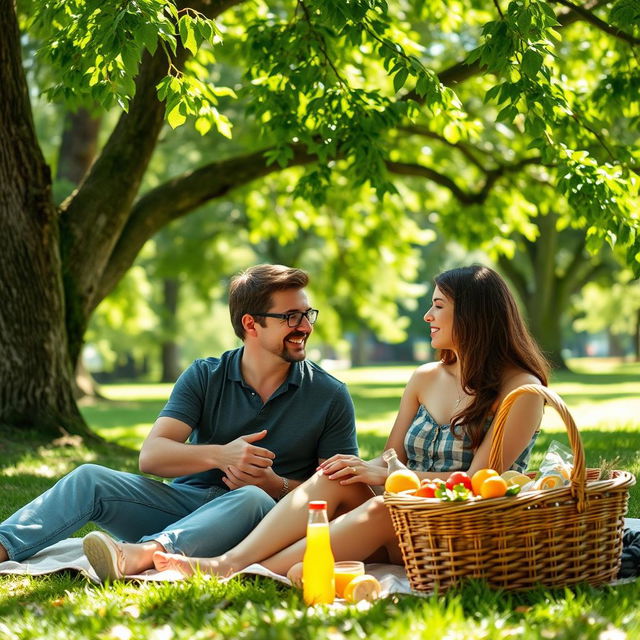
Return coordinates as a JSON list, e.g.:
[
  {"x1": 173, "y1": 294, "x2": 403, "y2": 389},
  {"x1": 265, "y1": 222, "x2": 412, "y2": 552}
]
[{"x1": 317, "y1": 454, "x2": 387, "y2": 486}]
